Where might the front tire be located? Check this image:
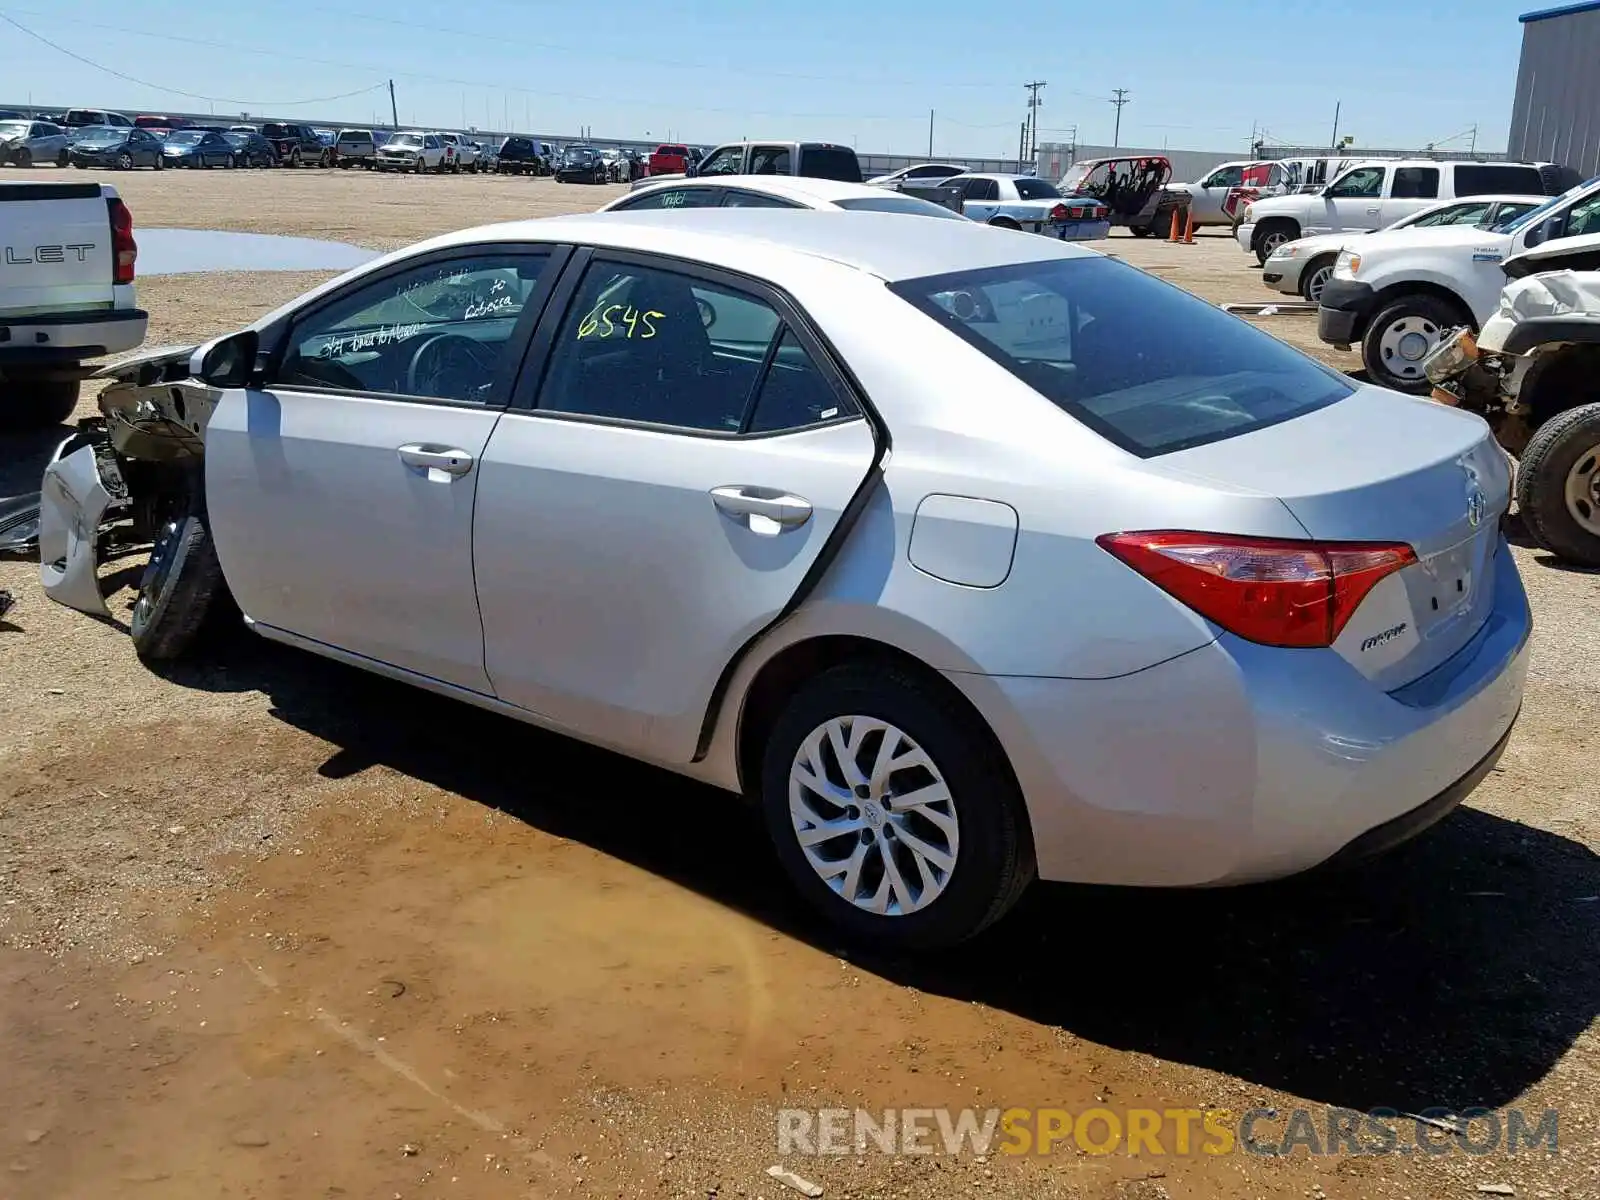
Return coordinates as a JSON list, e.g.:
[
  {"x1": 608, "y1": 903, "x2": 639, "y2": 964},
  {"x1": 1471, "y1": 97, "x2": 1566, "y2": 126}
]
[
  {"x1": 1515, "y1": 402, "x2": 1600, "y2": 568},
  {"x1": 129, "y1": 473, "x2": 231, "y2": 664},
  {"x1": 0, "y1": 378, "x2": 79, "y2": 430},
  {"x1": 117, "y1": 152, "x2": 133, "y2": 171},
  {"x1": 760, "y1": 663, "x2": 1035, "y2": 951},
  {"x1": 1299, "y1": 256, "x2": 1336, "y2": 303},
  {"x1": 14, "y1": 148, "x2": 31, "y2": 168},
  {"x1": 1252, "y1": 220, "x2": 1299, "y2": 265},
  {"x1": 1361, "y1": 293, "x2": 1467, "y2": 394}
]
